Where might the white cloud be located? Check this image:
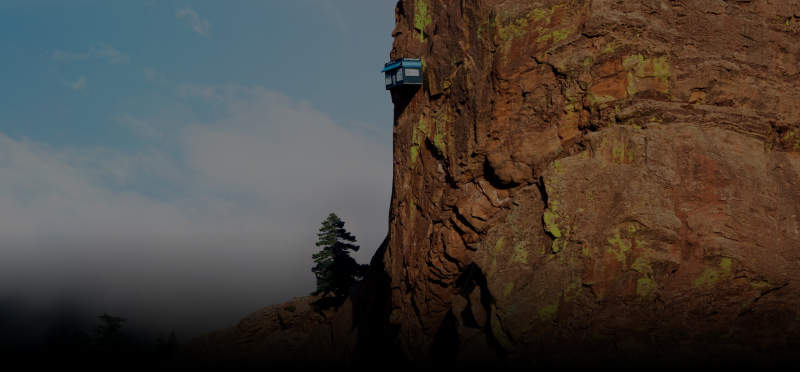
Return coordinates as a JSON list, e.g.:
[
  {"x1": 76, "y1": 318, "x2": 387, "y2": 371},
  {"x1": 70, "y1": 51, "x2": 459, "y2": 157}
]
[
  {"x1": 52, "y1": 43, "x2": 129, "y2": 64},
  {"x1": 0, "y1": 85, "x2": 392, "y2": 337},
  {"x1": 176, "y1": 7, "x2": 210, "y2": 36}
]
